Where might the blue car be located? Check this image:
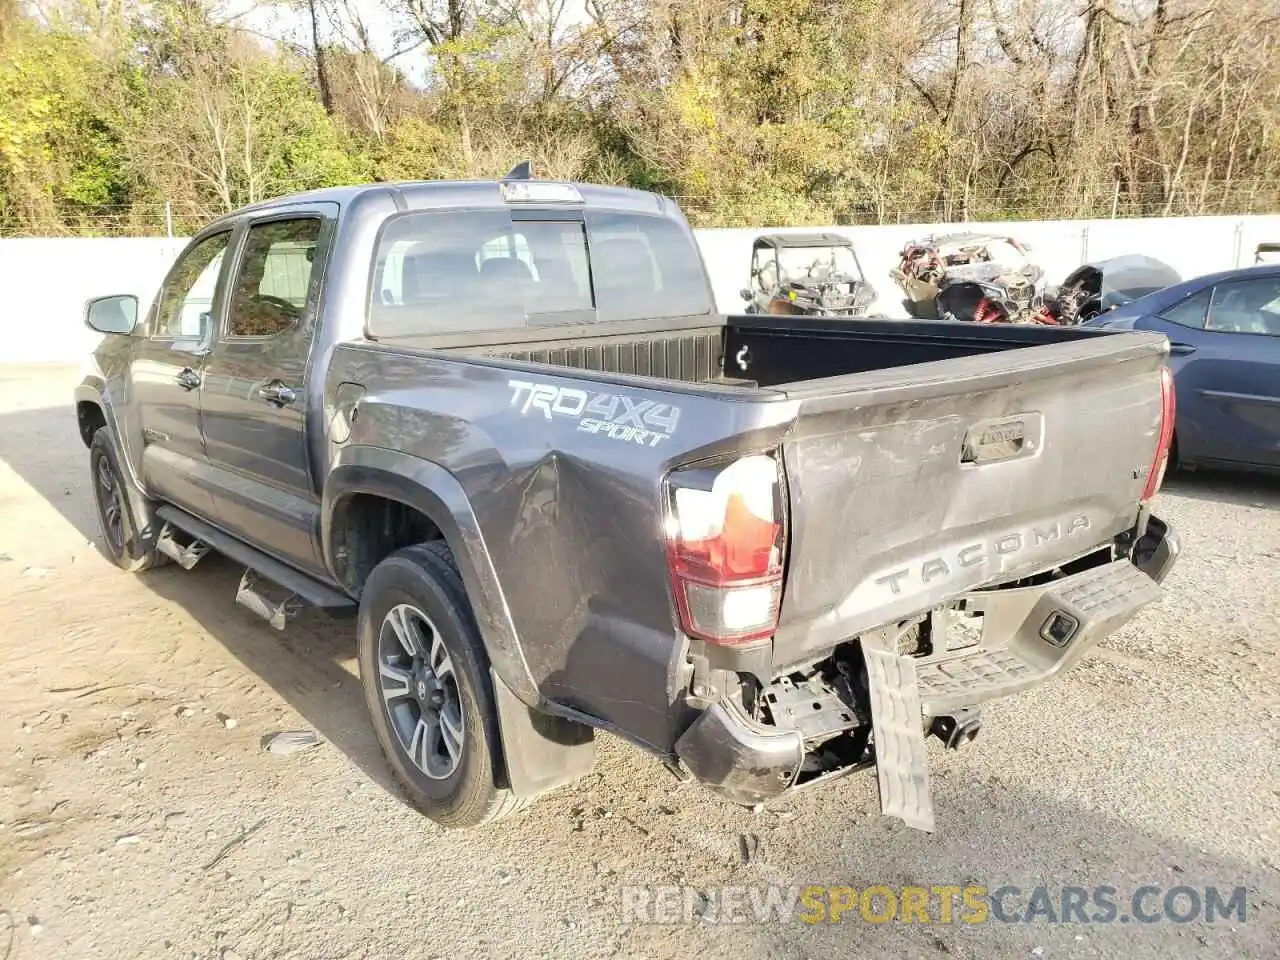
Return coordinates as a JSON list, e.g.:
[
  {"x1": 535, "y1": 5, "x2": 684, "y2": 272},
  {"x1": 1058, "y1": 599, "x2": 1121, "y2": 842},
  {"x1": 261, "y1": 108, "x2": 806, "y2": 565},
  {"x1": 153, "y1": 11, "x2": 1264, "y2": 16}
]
[{"x1": 1085, "y1": 264, "x2": 1280, "y2": 473}]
